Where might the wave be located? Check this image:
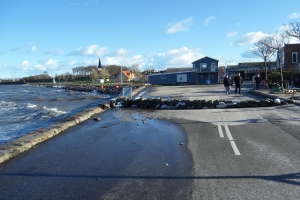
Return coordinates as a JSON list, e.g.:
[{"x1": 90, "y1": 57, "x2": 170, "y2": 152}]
[
  {"x1": 0, "y1": 100, "x2": 66, "y2": 121},
  {"x1": 41, "y1": 106, "x2": 67, "y2": 118},
  {"x1": 26, "y1": 103, "x2": 37, "y2": 108}
]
